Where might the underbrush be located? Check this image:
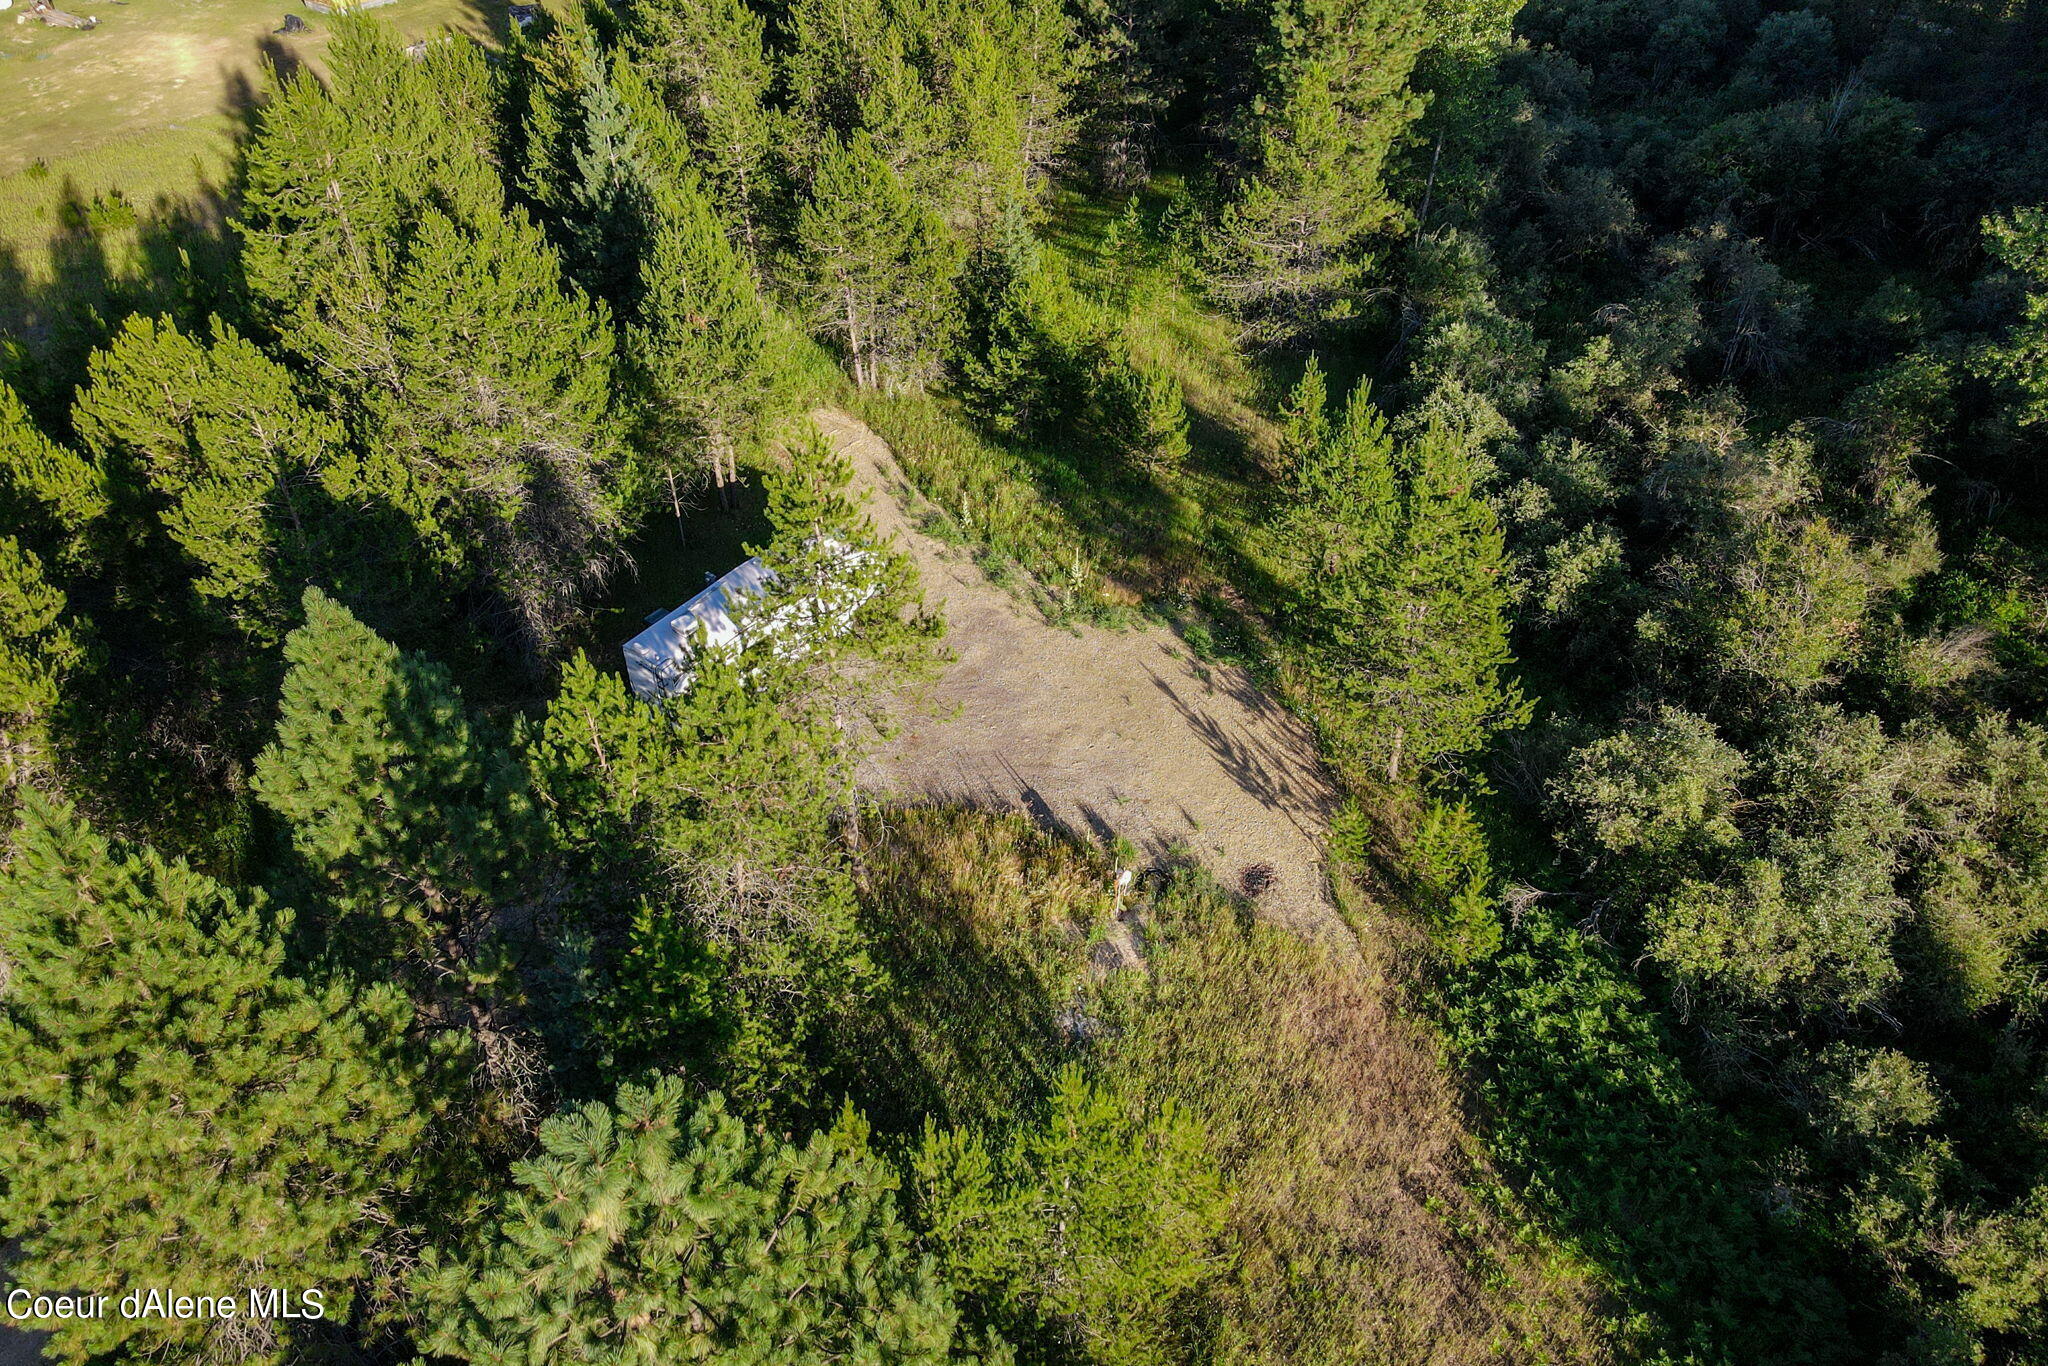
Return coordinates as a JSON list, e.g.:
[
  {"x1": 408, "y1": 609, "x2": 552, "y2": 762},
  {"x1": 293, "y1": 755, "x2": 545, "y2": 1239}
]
[
  {"x1": 1439, "y1": 898, "x2": 1855, "y2": 1363},
  {"x1": 847, "y1": 182, "x2": 1298, "y2": 652},
  {"x1": 849, "y1": 389, "x2": 1140, "y2": 628},
  {"x1": 836, "y1": 804, "x2": 1115, "y2": 1131},
  {"x1": 844, "y1": 805, "x2": 1613, "y2": 1366}
]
